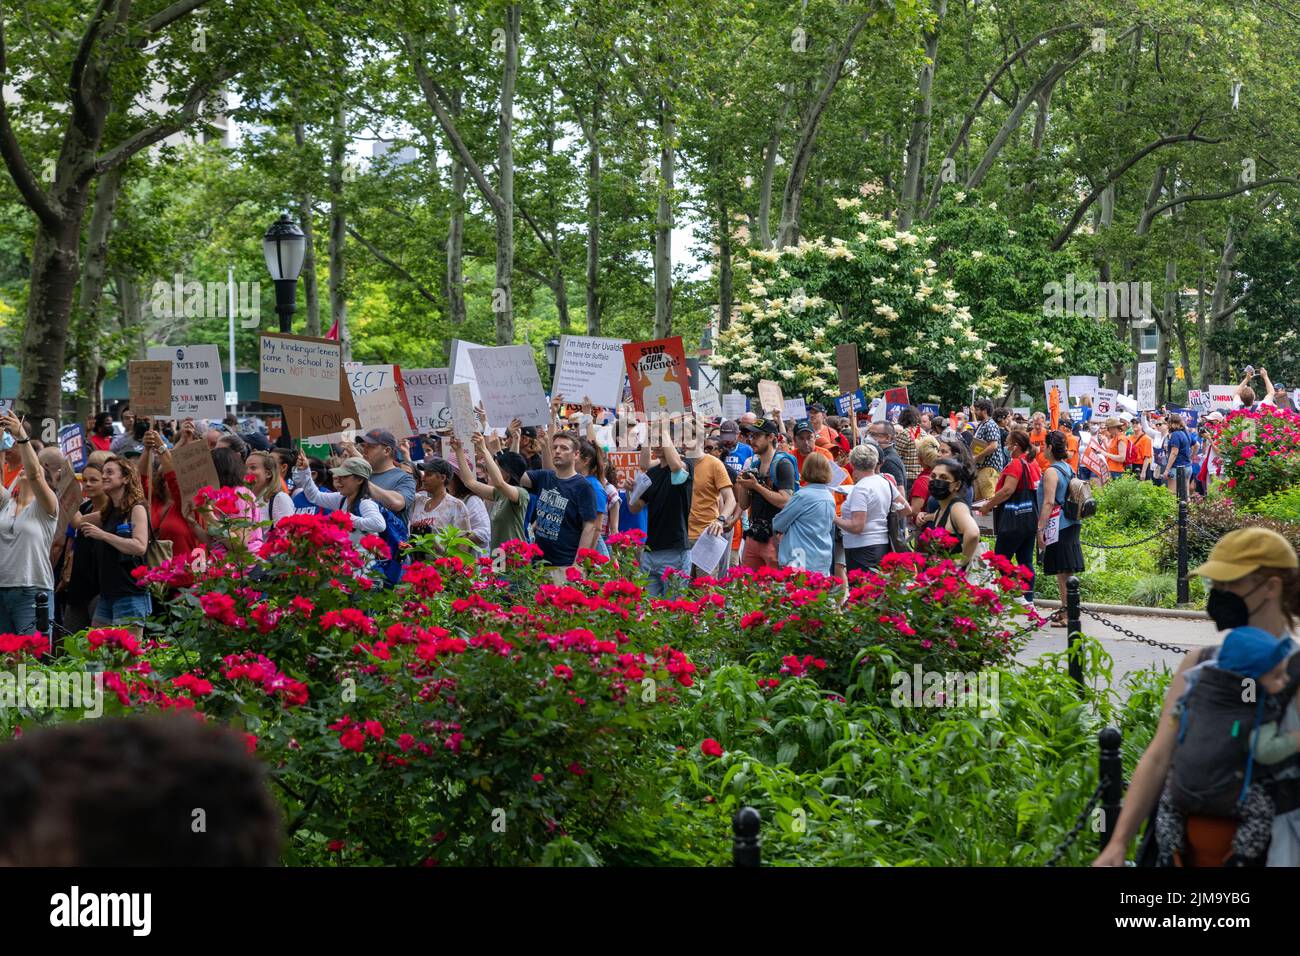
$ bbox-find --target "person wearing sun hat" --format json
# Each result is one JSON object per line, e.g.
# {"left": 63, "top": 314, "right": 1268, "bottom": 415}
{"left": 1094, "top": 525, "right": 1300, "bottom": 867}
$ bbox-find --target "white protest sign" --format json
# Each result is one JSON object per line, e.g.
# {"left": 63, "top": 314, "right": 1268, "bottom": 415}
{"left": 1137, "top": 362, "right": 1157, "bottom": 411}
{"left": 449, "top": 339, "right": 488, "bottom": 407}
{"left": 693, "top": 389, "right": 722, "bottom": 417}
{"left": 688, "top": 532, "right": 728, "bottom": 577}
{"left": 756, "top": 380, "right": 784, "bottom": 416}
{"left": 1187, "top": 389, "right": 1210, "bottom": 411}
{"left": 783, "top": 397, "right": 808, "bottom": 420}
{"left": 1116, "top": 393, "right": 1138, "bottom": 414}
{"left": 468, "top": 345, "right": 550, "bottom": 428}
{"left": 1293, "top": 388, "right": 1300, "bottom": 410}
{"left": 402, "top": 367, "right": 451, "bottom": 433}
{"left": 1043, "top": 378, "right": 1067, "bottom": 407}
{"left": 554, "top": 335, "right": 628, "bottom": 408}
{"left": 1012, "top": 407, "right": 1031, "bottom": 419}
{"left": 1068, "top": 375, "right": 1099, "bottom": 401}
{"left": 1207, "top": 384, "right": 1238, "bottom": 410}
{"left": 346, "top": 364, "right": 417, "bottom": 435}
{"left": 147, "top": 344, "right": 225, "bottom": 421}
{"left": 1093, "top": 388, "right": 1118, "bottom": 417}
{"left": 448, "top": 383, "right": 477, "bottom": 445}
{"left": 722, "top": 392, "right": 748, "bottom": 420}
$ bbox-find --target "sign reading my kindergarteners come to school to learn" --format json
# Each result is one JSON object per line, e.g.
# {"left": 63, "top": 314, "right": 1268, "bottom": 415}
{"left": 401, "top": 367, "right": 452, "bottom": 433}
{"left": 145, "top": 344, "right": 225, "bottom": 421}
{"left": 468, "top": 345, "right": 551, "bottom": 428}
{"left": 258, "top": 334, "right": 345, "bottom": 407}
{"left": 553, "top": 335, "right": 629, "bottom": 409}
{"left": 623, "top": 336, "right": 690, "bottom": 416}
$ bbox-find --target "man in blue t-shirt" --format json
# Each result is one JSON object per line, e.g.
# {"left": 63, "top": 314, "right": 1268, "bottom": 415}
{"left": 1163, "top": 414, "right": 1197, "bottom": 491}
{"left": 521, "top": 432, "right": 598, "bottom": 569}
{"left": 719, "top": 419, "right": 753, "bottom": 476}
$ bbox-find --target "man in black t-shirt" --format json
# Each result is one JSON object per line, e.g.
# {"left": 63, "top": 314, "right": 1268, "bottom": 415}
{"left": 627, "top": 439, "right": 693, "bottom": 597}
{"left": 735, "top": 418, "right": 796, "bottom": 570}
{"left": 520, "top": 432, "right": 598, "bottom": 571}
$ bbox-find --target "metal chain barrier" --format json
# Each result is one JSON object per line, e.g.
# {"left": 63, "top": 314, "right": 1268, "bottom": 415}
{"left": 1044, "top": 778, "right": 1107, "bottom": 867}
{"left": 1079, "top": 518, "right": 1176, "bottom": 550}
{"left": 1079, "top": 607, "right": 1189, "bottom": 655}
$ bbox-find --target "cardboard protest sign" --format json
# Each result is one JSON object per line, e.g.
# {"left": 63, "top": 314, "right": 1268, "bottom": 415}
{"left": 260, "top": 333, "right": 360, "bottom": 443}
{"left": 55, "top": 469, "right": 83, "bottom": 540}
{"left": 554, "top": 335, "right": 629, "bottom": 408}
{"left": 756, "top": 380, "right": 784, "bottom": 416}
{"left": 402, "top": 367, "right": 451, "bottom": 433}
{"left": 623, "top": 337, "right": 690, "bottom": 415}
{"left": 1068, "top": 375, "right": 1099, "bottom": 401}
{"left": 145, "top": 345, "right": 224, "bottom": 421}
{"left": 1079, "top": 437, "right": 1108, "bottom": 476}
{"left": 170, "top": 439, "right": 221, "bottom": 508}
{"left": 448, "top": 383, "right": 477, "bottom": 445}
{"left": 835, "top": 343, "right": 860, "bottom": 394}
{"left": 1043, "top": 378, "right": 1068, "bottom": 408}
{"left": 129, "top": 360, "right": 173, "bottom": 417}
{"left": 1137, "top": 362, "right": 1158, "bottom": 411}
{"left": 1093, "top": 388, "right": 1118, "bottom": 417}
{"left": 468, "top": 345, "right": 550, "bottom": 428}
{"left": 722, "top": 392, "right": 748, "bottom": 419}
{"left": 884, "top": 387, "right": 910, "bottom": 407}
{"left": 1207, "top": 385, "right": 1238, "bottom": 410}
{"left": 346, "top": 364, "right": 418, "bottom": 437}
{"left": 58, "top": 424, "right": 86, "bottom": 471}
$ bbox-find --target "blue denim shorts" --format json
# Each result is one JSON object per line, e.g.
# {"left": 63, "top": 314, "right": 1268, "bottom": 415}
{"left": 93, "top": 591, "right": 152, "bottom": 626}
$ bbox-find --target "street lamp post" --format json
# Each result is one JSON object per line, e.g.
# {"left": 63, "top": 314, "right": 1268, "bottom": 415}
{"left": 544, "top": 337, "right": 560, "bottom": 388}
{"left": 262, "top": 214, "right": 307, "bottom": 334}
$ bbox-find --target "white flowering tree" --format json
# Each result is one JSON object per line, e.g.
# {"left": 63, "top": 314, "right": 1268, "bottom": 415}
{"left": 713, "top": 202, "right": 1005, "bottom": 408}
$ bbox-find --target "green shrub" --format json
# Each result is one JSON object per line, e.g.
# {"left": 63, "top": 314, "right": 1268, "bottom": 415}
{"left": 1158, "top": 495, "right": 1300, "bottom": 573}
{"left": 1093, "top": 475, "right": 1176, "bottom": 529}
{"left": 1243, "top": 486, "right": 1300, "bottom": 523}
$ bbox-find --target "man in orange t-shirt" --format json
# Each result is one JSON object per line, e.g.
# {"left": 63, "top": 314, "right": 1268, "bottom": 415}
{"left": 1034, "top": 428, "right": 1077, "bottom": 473}
{"left": 792, "top": 421, "right": 834, "bottom": 485}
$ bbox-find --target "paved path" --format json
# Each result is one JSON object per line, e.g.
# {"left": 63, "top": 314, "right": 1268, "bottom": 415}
{"left": 1016, "top": 611, "right": 1218, "bottom": 690}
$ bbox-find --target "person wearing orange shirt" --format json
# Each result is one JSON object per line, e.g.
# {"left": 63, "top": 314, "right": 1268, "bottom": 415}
{"left": 1034, "top": 428, "right": 1077, "bottom": 474}
{"left": 807, "top": 403, "right": 839, "bottom": 451}
{"left": 792, "top": 421, "right": 834, "bottom": 485}
{"left": 1127, "top": 420, "right": 1153, "bottom": 480}
{"left": 1101, "top": 418, "right": 1130, "bottom": 477}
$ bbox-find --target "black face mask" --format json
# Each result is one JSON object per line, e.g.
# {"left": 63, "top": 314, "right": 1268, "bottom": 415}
{"left": 1206, "top": 580, "right": 1267, "bottom": 631}
{"left": 930, "top": 479, "right": 952, "bottom": 500}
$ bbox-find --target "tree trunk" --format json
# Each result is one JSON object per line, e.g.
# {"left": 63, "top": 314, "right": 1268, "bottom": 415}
{"left": 717, "top": 195, "right": 733, "bottom": 333}
{"left": 1205, "top": 223, "right": 1236, "bottom": 387}
{"left": 19, "top": 213, "right": 86, "bottom": 423}
{"left": 654, "top": 84, "right": 675, "bottom": 339}
{"left": 898, "top": 0, "right": 945, "bottom": 231}
{"left": 585, "top": 92, "right": 603, "bottom": 336}
{"left": 328, "top": 98, "right": 349, "bottom": 359}
{"left": 443, "top": 4, "right": 466, "bottom": 357}
{"left": 491, "top": 5, "right": 519, "bottom": 346}
{"left": 293, "top": 121, "right": 321, "bottom": 336}
{"left": 73, "top": 166, "right": 122, "bottom": 425}
{"left": 757, "top": 120, "right": 783, "bottom": 250}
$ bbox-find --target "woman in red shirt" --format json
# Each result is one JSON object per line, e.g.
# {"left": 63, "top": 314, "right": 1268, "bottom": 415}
{"left": 140, "top": 429, "right": 200, "bottom": 564}
{"left": 980, "top": 430, "right": 1041, "bottom": 604}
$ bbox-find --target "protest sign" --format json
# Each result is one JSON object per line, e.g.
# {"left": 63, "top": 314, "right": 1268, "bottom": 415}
{"left": 1080, "top": 437, "right": 1108, "bottom": 476}
{"left": 783, "top": 397, "right": 808, "bottom": 420}
{"left": 1043, "top": 378, "right": 1068, "bottom": 408}
{"left": 869, "top": 397, "right": 886, "bottom": 424}
{"left": 1207, "top": 385, "right": 1238, "bottom": 410}
{"left": 1012, "top": 407, "right": 1031, "bottom": 419}
{"left": 1093, "top": 388, "right": 1118, "bottom": 417}
{"left": 554, "top": 335, "right": 628, "bottom": 408}
{"left": 1186, "top": 389, "right": 1210, "bottom": 411}
{"left": 722, "top": 392, "right": 748, "bottom": 420}
{"left": 688, "top": 533, "right": 728, "bottom": 576}
{"left": 607, "top": 451, "right": 641, "bottom": 486}
{"left": 58, "top": 424, "right": 86, "bottom": 471}
{"left": 1137, "top": 362, "right": 1157, "bottom": 411}
{"left": 260, "top": 334, "right": 359, "bottom": 443}
{"left": 448, "top": 383, "right": 477, "bottom": 445}
{"left": 146, "top": 344, "right": 224, "bottom": 421}
{"left": 402, "top": 368, "right": 451, "bottom": 433}
{"left": 171, "top": 439, "right": 220, "bottom": 508}
{"left": 468, "top": 345, "right": 550, "bottom": 428}
{"left": 1170, "top": 407, "right": 1199, "bottom": 429}
{"left": 836, "top": 390, "right": 867, "bottom": 416}
{"left": 884, "top": 387, "right": 910, "bottom": 407}
{"left": 835, "top": 343, "right": 860, "bottom": 394}
{"left": 918, "top": 402, "right": 941, "bottom": 418}
{"left": 694, "top": 390, "right": 722, "bottom": 418}
{"left": 623, "top": 337, "right": 690, "bottom": 415}
{"left": 449, "top": 339, "right": 488, "bottom": 407}
{"left": 1116, "top": 394, "right": 1138, "bottom": 414}
{"left": 55, "top": 468, "right": 82, "bottom": 536}
{"left": 129, "top": 360, "right": 173, "bottom": 417}
{"left": 346, "top": 364, "right": 418, "bottom": 436}
{"left": 886, "top": 403, "right": 907, "bottom": 423}
{"left": 1068, "top": 375, "right": 1099, "bottom": 401}
{"left": 756, "top": 380, "right": 784, "bottom": 416}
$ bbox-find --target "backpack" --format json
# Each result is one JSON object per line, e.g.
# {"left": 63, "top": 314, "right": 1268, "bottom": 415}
{"left": 1168, "top": 661, "right": 1289, "bottom": 816}
{"left": 1051, "top": 462, "right": 1096, "bottom": 521}
{"left": 1126, "top": 433, "right": 1150, "bottom": 467}
{"left": 746, "top": 451, "right": 800, "bottom": 496}
{"left": 350, "top": 496, "right": 409, "bottom": 586}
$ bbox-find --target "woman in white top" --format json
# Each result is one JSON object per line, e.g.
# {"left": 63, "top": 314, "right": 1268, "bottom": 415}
{"left": 0, "top": 411, "right": 59, "bottom": 635}
{"left": 834, "top": 443, "right": 896, "bottom": 573}
{"left": 448, "top": 469, "right": 490, "bottom": 554}
{"left": 291, "top": 452, "right": 386, "bottom": 545}
{"left": 247, "top": 451, "right": 294, "bottom": 528}
{"left": 409, "top": 458, "right": 472, "bottom": 553}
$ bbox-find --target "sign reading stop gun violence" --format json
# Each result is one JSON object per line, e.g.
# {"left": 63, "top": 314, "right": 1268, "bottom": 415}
{"left": 259, "top": 333, "right": 359, "bottom": 439}
{"left": 623, "top": 337, "right": 690, "bottom": 416}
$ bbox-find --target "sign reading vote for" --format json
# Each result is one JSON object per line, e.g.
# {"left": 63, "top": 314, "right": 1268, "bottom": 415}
{"left": 259, "top": 334, "right": 344, "bottom": 407}
{"left": 402, "top": 367, "right": 451, "bottom": 433}
{"left": 145, "top": 344, "right": 224, "bottom": 421}
{"left": 129, "top": 360, "right": 173, "bottom": 417}
{"left": 468, "top": 345, "right": 550, "bottom": 428}
{"left": 554, "top": 335, "right": 628, "bottom": 408}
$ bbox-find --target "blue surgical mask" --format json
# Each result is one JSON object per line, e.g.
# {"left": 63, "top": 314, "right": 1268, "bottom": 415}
{"left": 0, "top": 431, "right": 12, "bottom": 451}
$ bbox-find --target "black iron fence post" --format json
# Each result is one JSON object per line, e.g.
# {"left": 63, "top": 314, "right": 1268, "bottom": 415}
{"left": 1066, "top": 575, "right": 1084, "bottom": 687}
{"left": 34, "top": 590, "right": 49, "bottom": 637}
{"left": 1176, "top": 467, "right": 1189, "bottom": 605}
{"left": 1098, "top": 727, "right": 1123, "bottom": 850}
{"left": 732, "top": 806, "right": 761, "bottom": 867}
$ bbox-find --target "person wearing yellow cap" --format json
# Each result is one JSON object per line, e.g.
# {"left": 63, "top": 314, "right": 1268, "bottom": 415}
{"left": 1094, "top": 527, "right": 1300, "bottom": 867}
